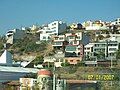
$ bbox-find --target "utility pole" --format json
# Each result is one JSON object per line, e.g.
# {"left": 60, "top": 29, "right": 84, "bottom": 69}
{"left": 53, "top": 63, "right": 56, "bottom": 90}
{"left": 111, "top": 57, "right": 113, "bottom": 68}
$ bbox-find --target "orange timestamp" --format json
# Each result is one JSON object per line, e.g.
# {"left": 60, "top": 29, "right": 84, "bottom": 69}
{"left": 87, "top": 74, "right": 115, "bottom": 81}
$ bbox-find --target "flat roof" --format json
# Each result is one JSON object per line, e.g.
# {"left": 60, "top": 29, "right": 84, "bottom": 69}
{"left": 85, "top": 43, "right": 94, "bottom": 48}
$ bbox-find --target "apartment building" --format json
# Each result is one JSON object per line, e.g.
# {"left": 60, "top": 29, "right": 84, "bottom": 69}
{"left": 84, "top": 41, "right": 119, "bottom": 60}
{"left": 52, "top": 32, "right": 84, "bottom": 64}
{"left": 65, "top": 32, "right": 82, "bottom": 43}
{"left": 65, "top": 44, "right": 84, "bottom": 57}
{"left": 52, "top": 35, "right": 65, "bottom": 48}
{"left": 84, "top": 43, "right": 94, "bottom": 58}
{"left": 82, "top": 20, "right": 109, "bottom": 30}
{"left": 39, "top": 21, "right": 67, "bottom": 41}
{"left": 52, "top": 32, "right": 83, "bottom": 48}
{"left": 111, "top": 18, "right": 120, "bottom": 26}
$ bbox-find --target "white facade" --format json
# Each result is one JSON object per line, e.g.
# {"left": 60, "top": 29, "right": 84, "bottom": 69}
{"left": 40, "top": 34, "right": 51, "bottom": 41}
{"left": 65, "top": 44, "right": 83, "bottom": 57}
{"left": 6, "top": 29, "right": 26, "bottom": 44}
{"left": 85, "top": 41, "right": 119, "bottom": 60}
{"left": 44, "top": 56, "right": 56, "bottom": 63}
{"left": 53, "top": 35, "right": 65, "bottom": 42}
{"left": 65, "top": 32, "right": 82, "bottom": 42}
{"left": 111, "top": 18, "right": 120, "bottom": 25}
{"left": 83, "top": 20, "right": 109, "bottom": 30}
{"left": 86, "top": 26, "right": 109, "bottom": 30}
{"left": 39, "top": 21, "right": 67, "bottom": 41}
{"left": 108, "top": 34, "right": 120, "bottom": 43}
{"left": 99, "top": 34, "right": 120, "bottom": 43}
{"left": 52, "top": 35, "right": 65, "bottom": 47}
{"left": 84, "top": 43, "right": 94, "bottom": 57}
{"left": 0, "top": 50, "right": 12, "bottom": 66}
{"left": 52, "top": 32, "right": 83, "bottom": 47}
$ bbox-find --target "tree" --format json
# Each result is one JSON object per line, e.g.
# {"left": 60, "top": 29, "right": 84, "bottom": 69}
{"left": 97, "top": 35, "right": 104, "bottom": 40}
{"left": 61, "top": 60, "right": 70, "bottom": 67}
{"left": 0, "top": 36, "right": 5, "bottom": 51}
{"left": 94, "top": 51, "right": 105, "bottom": 60}
{"left": 0, "top": 42, "right": 3, "bottom": 50}
{"left": 116, "top": 50, "right": 120, "bottom": 59}
{"left": 34, "top": 56, "right": 44, "bottom": 65}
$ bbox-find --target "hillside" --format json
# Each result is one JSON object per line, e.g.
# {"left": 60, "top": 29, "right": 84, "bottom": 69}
{"left": 0, "top": 34, "right": 54, "bottom": 63}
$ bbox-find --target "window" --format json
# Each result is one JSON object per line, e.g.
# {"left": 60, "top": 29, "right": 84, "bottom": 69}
{"left": 101, "top": 44, "right": 105, "bottom": 47}
{"left": 77, "top": 60, "right": 79, "bottom": 62}
{"left": 77, "top": 36, "right": 80, "bottom": 39}
{"left": 87, "top": 48, "right": 90, "bottom": 50}
{"left": 46, "top": 31, "right": 53, "bottom": 33}
{"left": 95, "top": 44, "right": 99, "bottom": 47}
{"left": 109, "top": 48, "right": 117, "bottom": 51}
{"left": 78, "top": 48, "right": 80, "bottom": 50}
{"left": 66, "top": 46, "right": 76, "bottom": 51}
{"left": 87, "top": 52, "right": 90, "bottom": 54}
{"left": 69, "top": 36, "right": 74, "bottom": 39}
{"left": 109, "top": 53, "right": 115, "bottom": 56}
{"left": 55, "top": 42, "right": 62, "bottom": 45}
{"left": 51, "top": 27, "right": 56, "bottom": 29}
{"left": 74, "top": 41, "right": 77, "bottom": 44}
{"left": 55, "top": 37, "right": 59, "bottom": 40}
{"left": 108, "top": 44, "right": 117, "bottom": 46}
{"left": 43, "top": 36, "right": 46, "bottom": 39}
{"left": 70, "top": 60, "right": 73, "bottom": 62}
{"left": 48, "top": 36, "right": 50, "bottom": 39}
{"left": 59, "top": 37, "right": 64, "bottom": 40}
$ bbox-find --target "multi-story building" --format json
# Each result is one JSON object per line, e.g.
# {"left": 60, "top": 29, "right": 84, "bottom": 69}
{"left": 97, "top": 34, "right": 120, "bottom": 43}
{"left": 40, "top": 34, "right": 51, "bottom": 41}
{"left": 82, "top": 20, "right": 109, "bottom": 30}
{"left": 52, "top": 35, "right": 65, "bottom": 48}
{"left": 64, "top": 44, "right": 84, "bottom": 64}
{"left": 52, "top": 32, "right": 85, "bottom": 64}
{"left": 52, "top": 32, "right": 83, "bottom": 48}
{"left": 65, "top": 32, "right": 82, "bottom": 43}
{"left": 65, "top": 44, "right": 84, "bottom": 57}
{"left": 84, "top": 41, "right": 119, "bottom": 60}
{"left": 111, "top": 18, "right": 120, "bottom": 26}
{"left": 6, "top": 29, "right": 26, "bottom": 44}
{"left": 84, "top": 43, "right": 94, "bottom": 58}
{"left": 38, "top": 21, "right": 67, "bottom": 41}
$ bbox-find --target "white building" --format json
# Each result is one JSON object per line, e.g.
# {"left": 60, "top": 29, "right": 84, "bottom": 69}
{"left": 97, "top": 34, "right": 120, "bottom": 43}
{"left": 6, "top": 29, "right": 26, "bottom": 44}
{"left": 52, "top": 35, "right": 65, "bottom": 47}
{"left": 111, "top": 18, "right": 120, "bottom": 25}
{"left": 40, "top": 34, "right": 51, "bottom": 41}
{"left": 84, "top": 41, "right": 119, "bottom": 60}
{"left": 84, "top": 43, "right": 94, "bottom": 57}
{"left": 83, "top": 20, "right": 109, "bottom": 30}
{"left": 44, "top": 56, "right": 56, "bottom": 63}
{"left": 38, "top": 21, "right": 67, "bottom": 41}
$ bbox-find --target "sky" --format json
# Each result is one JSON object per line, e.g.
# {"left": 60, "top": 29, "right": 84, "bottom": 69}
{"left": 0, "top": 0, "right": 120, "bottom": 36}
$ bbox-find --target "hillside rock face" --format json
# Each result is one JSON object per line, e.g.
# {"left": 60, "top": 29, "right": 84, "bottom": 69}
{"left": 14, "top": 54, "right": 36, "bottom": 61}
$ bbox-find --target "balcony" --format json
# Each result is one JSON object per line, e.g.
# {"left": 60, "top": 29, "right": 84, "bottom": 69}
{"left": 52, "top": 42, "right": 63, "bottom": 46}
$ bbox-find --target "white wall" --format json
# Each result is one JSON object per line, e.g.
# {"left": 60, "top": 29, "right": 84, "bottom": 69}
{"left": 0, "top": 50, "right": 12, "bottom": 66}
